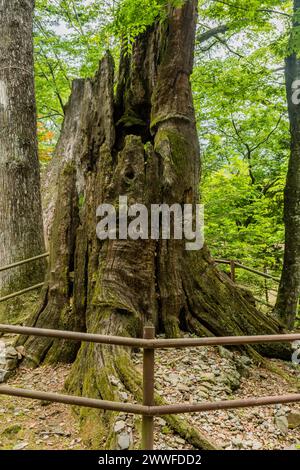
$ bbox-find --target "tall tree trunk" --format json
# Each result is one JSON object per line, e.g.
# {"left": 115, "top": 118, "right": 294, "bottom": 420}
{"left": 20, "top": 0, "right": 290, "bottom": 448}
{"left": 0, "top": 0, "right": 46, "bottom": 300}
{"left": 275, "top": 0, "right": 300, "bottom": 328}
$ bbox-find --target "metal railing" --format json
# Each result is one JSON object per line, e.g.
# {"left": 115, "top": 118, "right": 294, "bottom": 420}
{"left": 1, "top": 254, "right": 299, "bottom": 449}
{"left": 0, "top": 254, "right": 278, "bottom": 304}
{"left": 0, "top": 253, "right": 49, "bottom": 303}
{"left": 214, "top": 259, "right": 280, "bottom": 283}
{"left": 1, "top": 323, "right": 300, "bottom": 450}
{"left": 215, "top": 258, "right": 282, "bottom": 308}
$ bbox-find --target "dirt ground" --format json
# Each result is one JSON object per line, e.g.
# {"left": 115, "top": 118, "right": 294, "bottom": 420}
{"left": 0, "top": 341, "right": 300, "bottom": 450}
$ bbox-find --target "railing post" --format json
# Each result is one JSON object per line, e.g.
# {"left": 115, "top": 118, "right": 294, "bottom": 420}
{"left": 264, "top": 267, "right": 269, "bottom": 303}
{"left": 142, "top": 325, "right": 155, "bottom": 450}
{"left": 230, "top": 260, "right": 236, "bottom": 282}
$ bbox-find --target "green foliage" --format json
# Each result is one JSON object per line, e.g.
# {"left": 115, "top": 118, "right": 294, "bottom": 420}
{"left": 34, "top": 0, "right": 108, "bottom": 134}
{"left": 110, "top": 0, "right": 168, "bottom": 52}
{"left": 193, "top": 1, "right": 292, "bottom": 296}
{"left": 34, "top": 0, "right": 182, "bottom": 157}
{"left": 203, "top": 159, "right": 285, "bottom": 268}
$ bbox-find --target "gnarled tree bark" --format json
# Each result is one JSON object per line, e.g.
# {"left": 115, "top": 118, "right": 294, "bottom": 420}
{"left": 0, "top": 0, "right": 46, "bottom": 319}
{"left": 275, "top": 0, "right": 300, "bottom": 328}
{"left": 20, "top": 0, "right": 290, "bottom": 449}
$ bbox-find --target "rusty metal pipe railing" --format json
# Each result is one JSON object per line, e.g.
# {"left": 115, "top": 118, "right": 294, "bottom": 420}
{"left": 1, "top": 386, "right": 300, "bottom": 417}
{"left": 0, "top": 324, "right": 149, "bottom": 348}
{"left": 0, "top": 254, "right": 298, "bottom": 450}
{"left": 0, "top": 386, "right": 146, "bottom": 415}
{"left": 1, "top": 323, "right": 300, "bottom": 450}
{"left": 142, "top": 326, "right": 155, "bottom": 450}
{"left": 0, "top": 253, "right": 49, "bottom": 303}
{"left": 1, "top": 324, "right": 300, "bottom": 348}
{"left": 147, "top": 333, "right": 300, "bottom": 348}
{"left": 0, "top": 255, "right": 279, "bottom": 307}
{"left": 214, "top": 259, "right": 280, "bottom": 282}
{"left": 0, "top": 283, "right": 45, "bottom": 303}
{"left": 149, "top": 393, "right": 300, "bottom": 415}
{"left": 230, "top": 259, "right": 236, "bottom": 282}
{"left": 0, "top": 253, "right": 49, "bottom": 273}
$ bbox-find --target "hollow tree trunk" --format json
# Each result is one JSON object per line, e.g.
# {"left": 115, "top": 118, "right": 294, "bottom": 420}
{"left": 275, "top": 0, "right": 300, "bottom": 328}
{"left": 20, "top": 0, "right": 290, "bottom": 449}
{"left": 0, "top": 0, "right": 46, "bottom": 299}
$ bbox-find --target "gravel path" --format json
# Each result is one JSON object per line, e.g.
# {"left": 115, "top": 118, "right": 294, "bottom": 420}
{"left": 133, "top": 340, "right": 300, "bottom": 450}
{"left": 0, "top": 335, "right": 300, "bottom": 450}
{"left": 0, "top": 365, "right": 84, "bottom": 450}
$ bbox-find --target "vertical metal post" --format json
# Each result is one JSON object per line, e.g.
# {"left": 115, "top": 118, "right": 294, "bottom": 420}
{"left": 142, "top": 325, "right": 155, "bottom": 450}
{"left": 264, "top": 267, "right": 269, "bottom": 303}
{"left": 230, "top": 260, "right": 236, "bottom": 282}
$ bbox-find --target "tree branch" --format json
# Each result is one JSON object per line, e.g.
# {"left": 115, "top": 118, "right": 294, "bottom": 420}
{"left": 215, "top": 0, "right": 291, "bottom": 18}
{"left": 197, "top": 24, "right": 229, "bottom": 43}
{"left": 258, "top": 9, "right": 291, "bottom": 19}
{"left": 250, "top": 114, "right": 284, "bottom": 153}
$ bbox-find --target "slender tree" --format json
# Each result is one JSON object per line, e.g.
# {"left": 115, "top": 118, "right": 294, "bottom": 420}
{"left": 20, "top": 0, "right": 290, "bottom": 448}
{"left": 275, "top": 0, "right": 300, "bottom": 328}
{"left": 0, "top": 0, "right": 46, "bottom": 301}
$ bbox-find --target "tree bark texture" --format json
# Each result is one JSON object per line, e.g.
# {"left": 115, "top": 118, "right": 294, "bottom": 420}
{"left": 275, "top": 0, "right": 300, "bottom": 328}
{"left": 0, "top": 0, "right": 46, "bottom": 299}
